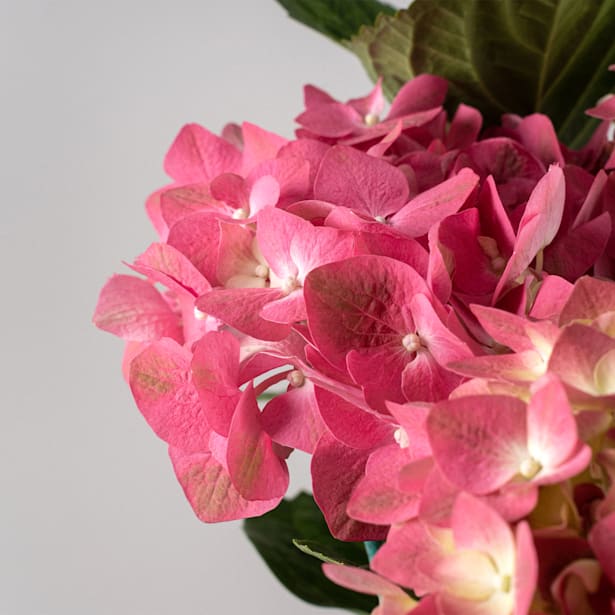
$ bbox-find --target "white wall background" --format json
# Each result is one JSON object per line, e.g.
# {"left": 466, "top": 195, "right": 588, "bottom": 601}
{"left": 0, "top": 1, "right": 409, "bottom": 614}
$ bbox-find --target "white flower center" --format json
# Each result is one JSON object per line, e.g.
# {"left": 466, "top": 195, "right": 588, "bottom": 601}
{"left": 254, "top": 264, "right": 269, "bottom": 279}
{"left": 282, "top": 276, "right": 300, "bottom": 294}
{"left": 394, "top": 427, "right": 409, "bottom": 449}
{"left": 287, "top": 370, "right": 305, "bottom": 388}
{"left": 364, "top": 113, "right": 379, "bottom": 127}
{"left": 402, "top": 333, "right": 422, "bottom": 353}
{"left": 193, "top": 306, "right": 208, "bottom": 320}
{"left": 232, "top": 207, "right": 249, "bottom": 220}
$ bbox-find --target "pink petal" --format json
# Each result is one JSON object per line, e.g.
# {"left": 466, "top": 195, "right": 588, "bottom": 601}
{"left": 446, "top": 104, "right": 482, "bottom": 150}
{"left": 347, "top": 346, "right": 411, "bottom": 407}
{"left": 240, "top": 122, "right": 287, "bottom": 174}
{"left": 390, "top": 168, "right": 479, "bottom": 238}
{"left": 191, "top": 331, "right": 241, "bottom": 437}
{"left": 311, "top": 433, "right": 387, "bottom": 541}
{"left": 544, "top": 212, "right": 611, "bottom": 281}
{"left": 410, "top": 294, "right": 471, "bottom": 365}
{"left": 314, "top": 146, "right": 409, "bottom": 218}
{"left": 452, "top": 493, "right": 515, "bottom": 574}
{"left": 588, "top": 511, "right": 615, "bottom": 584}
{"left": 515, "top": 114, "right": 565, "bottom": 166}
{"left": 196, "top": 287, "right": 290, "bottom": 341}
{"left": 260, "top": 291, "right": 306, "bottom": 324}
{"left": 226, "top": 384, "right": 288, "bottom": 500}
{"left": 559, "top": 276, "right": 615, "bottom": 326}
{"left": 529, "top": 274, "right": 573, "bottom": 320}
{"left": 371, "top": 520, "right": 442, "bottom": 595}
{"left": 494, "top": 165, "right": 565, "bottom": 302}
{"left": 129, "top": 339, "right": 209, "bottom": 451}
{"left": 161, "top": 182, "right": 226, "bottom": 226}
{"left": 347, "top": 445, "right": 421, "bottom": 525}
{"left": 476, "top": 176, "right": 516, "bottom": 258}
{"left": 586, "top": 94, "right": 615, "bottom": 120}
{"left": 166, "top": 212, "right": 221, "bottom": 285}
{"left": 164, "top": 123, "right": 241, "bottom": 183}
{"left": 295, "top": 102, "right": 363, "bottom": 138}
{"left": 401, "top": 350, "right": 463, "bottom": 402}
{"left": 131, "top": 242, "right": 211, "bottom": 297}
{"left": 387, "top": 75, "right": 448, "bottom": 119}
{"left": 322, "top": 563, "right": 414, "bottom": 602}
{"left": 304, "top": 255, "right": 429, "bottom": 370}
{"left": 527, "top": 375, "right": 579, "bottom": 468}
{"left": 170, "top": 447, "right": 282, "bottom": 522}
{"left": 248, "top": 175, "right": 280, "bottom": 213}
{"left": 260, "top": 380, "right": 326, "bottom": 453}
{"left": 548, "top": 324, "right": 615, "bottom": 394}
{"left": 93, "top": 274, "right": 181, "bottom": 342}
{"left": 470, "top": 305, "right": 535, "bottom": 352}
{"left": 427, "top": 395, "right": 527, "bottom": 494}
{"left": 315, "top": 387, "right": 395, "bottom": 450}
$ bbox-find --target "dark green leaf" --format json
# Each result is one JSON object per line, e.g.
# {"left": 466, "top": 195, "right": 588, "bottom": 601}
{"left": 244, "top": 492, "right": 376, "bottom": 612}
{"left": 348, "top": 0, "right": 615, "bottom": 147}
{"left": 276, "top": 0, "right": 396, "bottom": 44}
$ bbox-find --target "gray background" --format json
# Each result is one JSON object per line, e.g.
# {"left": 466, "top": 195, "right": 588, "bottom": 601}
{"left": 1, "top": 1, "right": 407, "bottom": 614}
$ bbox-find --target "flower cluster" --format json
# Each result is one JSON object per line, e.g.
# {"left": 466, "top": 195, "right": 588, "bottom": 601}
{"left": 94, "top": 71, "right": 615, "bottom": 614}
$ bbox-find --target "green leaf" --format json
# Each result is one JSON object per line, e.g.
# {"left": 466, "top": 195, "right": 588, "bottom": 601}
{"left": 243, "top": 492, "right": 376, "bottom": 612}
{"left": 275, "top": 0, "right": 396, "bottom": 44}
{"left": 292, "top": 538, "right": 366, "bottom": 565}
{"left": 349, "top": 0, "right": 615, "bottom": 147}
{"left": 348, "top": 9, "right": 415, "bottom": 99}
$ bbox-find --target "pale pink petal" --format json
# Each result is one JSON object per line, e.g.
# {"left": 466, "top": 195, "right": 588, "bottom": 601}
{"left": 527, "top": 375, "right": 579, "bottom": 468}
{"left": 452, "top": 493, "right": 515, "bottom": 576}
{"left": 322, "top": 563, "right": 414, "bottom": 604}
{"left": 548, "top": 324, "right": 615, "bottom": 394}
{"left": 559, "top": 276, "right": 615, "bottom": 326}
{"left": 371, "top": 520, "right": 443, "bottom": 595}
{"left": 513, "top": 521, "right": 538, "bottom": 615}
{"left": 248, "top": 174, "right": 280, "bottom": 213}
{"left": 348, "top": 445, "right": 421, "bottom": 525}
{"left": 427, "top": 395, "right": 527, "bottom": 494}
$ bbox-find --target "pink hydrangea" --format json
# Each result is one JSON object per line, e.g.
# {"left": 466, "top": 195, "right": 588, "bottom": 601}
{"left": 94, "top": 71, "right": 615, "bottom": 613}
